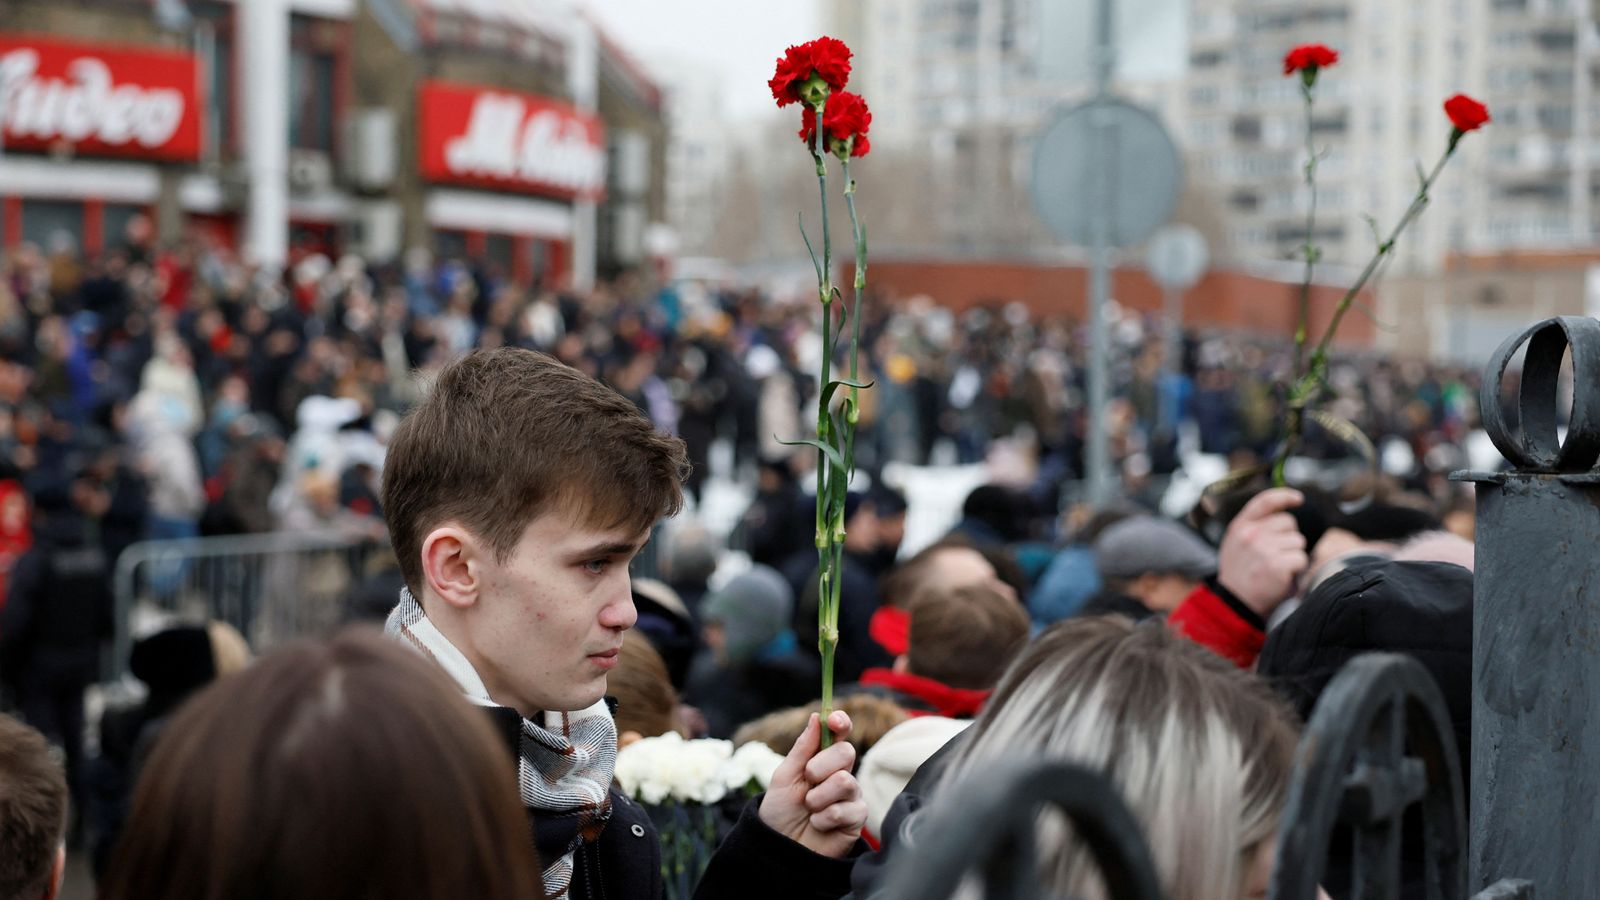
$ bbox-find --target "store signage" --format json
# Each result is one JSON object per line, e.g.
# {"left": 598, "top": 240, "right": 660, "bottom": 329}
{"left": 419, "top": 81, "right": 606, "bottom": 201}
{"left": 0, "top": 35, "right": 204, "bottom": 162}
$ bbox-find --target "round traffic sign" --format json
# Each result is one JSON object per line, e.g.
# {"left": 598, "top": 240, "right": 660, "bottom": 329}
{"left": 1145, "top": 224, "right": 1209, "bottom": 290}
{"left": 1028, "top": 100, "right": 1183, "bottom": 249}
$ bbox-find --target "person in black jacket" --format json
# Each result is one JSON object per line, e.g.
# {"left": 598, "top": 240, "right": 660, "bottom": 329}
{"left": 0, "top": 474, "right": 115, "bottom": 842}
{"left": 379, "top": 348, "right": 865, "bottom": 900}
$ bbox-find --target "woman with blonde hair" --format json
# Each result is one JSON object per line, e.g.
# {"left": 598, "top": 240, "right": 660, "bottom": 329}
{"left": 853, "top": 616, "right": 1301, "bottom": 900}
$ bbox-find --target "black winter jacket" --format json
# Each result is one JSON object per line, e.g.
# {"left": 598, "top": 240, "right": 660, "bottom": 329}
{"left": 483, "top": 706, "right": 858, "bottom": 900}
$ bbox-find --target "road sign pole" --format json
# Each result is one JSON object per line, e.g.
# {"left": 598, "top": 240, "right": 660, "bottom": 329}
{"left": 1085, "top": 0, "right": 1116, "bottom": 508}
{"left": 1031, "top": 0, "right": 1181, "bottom": 510}
{"left": 1161, "top": 283, "right": 1181, "bottom": 433}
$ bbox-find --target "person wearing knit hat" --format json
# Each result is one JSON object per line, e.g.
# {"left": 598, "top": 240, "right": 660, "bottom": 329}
{"left": 684, "top": 566, "right": 819, "bottom": 738}
{"left": 1082, "top": 515, "right": 1218, "bottom": 620}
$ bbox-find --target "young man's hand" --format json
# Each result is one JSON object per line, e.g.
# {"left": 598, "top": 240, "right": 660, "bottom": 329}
{"left": 758, "top": 711, "right": 866, "bottom": 859}
{"left": 1217, "top": 487, "right": 1309, "bottom": 618}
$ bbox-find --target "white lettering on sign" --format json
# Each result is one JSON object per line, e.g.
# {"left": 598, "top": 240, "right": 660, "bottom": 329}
{"left": 445, "top": 92, "right": 606, "bottom": 195}
{"left": 0, "top": 49, "right": 185, "bottom": 148}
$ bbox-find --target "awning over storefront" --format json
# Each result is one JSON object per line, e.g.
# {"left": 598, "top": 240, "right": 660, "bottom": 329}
{"left": 0, "top": 158, "right": 161, "bottom": 203}
{"left": 424, "top": 188, "right": 573, "bottom": 239}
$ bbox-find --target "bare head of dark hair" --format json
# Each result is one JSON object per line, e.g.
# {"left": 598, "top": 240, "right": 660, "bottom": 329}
{"left": 0, "top": 714, "right": 67, "bottom": 900}
{"left": 99, "top": 628, "right": 543, "bottom": 900}
{"left": 906, "top": 583, "right": 1031, "bottom": 690}
{"left": 382, "top": 347, "right": 689, "bottom": 596}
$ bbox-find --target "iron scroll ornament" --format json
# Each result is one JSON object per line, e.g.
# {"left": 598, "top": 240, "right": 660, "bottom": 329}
{"left": 1268, "top": 653, "right": 1466, "bottom": 900}
{"left": 877, "top": 759, "right": 1166, "bottom": 900}
{"left": 1480, "top": 316, "right": 1600, "bottom": 472}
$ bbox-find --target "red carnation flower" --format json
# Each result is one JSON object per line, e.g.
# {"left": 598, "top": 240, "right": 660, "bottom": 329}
{"left": 1283, "top": 43, "right": 1339, "bottom": 77}
{"left": 799, "top": 90, "right": 872, "bottom": 158}
{"left": 769, "top": 36, "right": 853, "bottom": 107}
{"left": 1444, "top": 94, "right": 1491, "bottom": 133}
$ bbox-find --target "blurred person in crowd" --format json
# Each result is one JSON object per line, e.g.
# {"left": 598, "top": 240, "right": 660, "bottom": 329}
{"left": 864, "top": 486, "right": 907, "bottom": 576}
{"left": 0, "top": 713, "right": 68, "bottom": 900}
{"left": 853, "top": 617, "right": 1306, "bottom": 900}
{"left": 732, "top": 694, "right": 908, "bottom": 771}
{"left": 611, "top": 632, "right": 683, "bottom": 746}
{"left": 0, "top": 480, "right": 31, "bottom": 620}
{"left": 87, "top": 622, "right": 251, "bottom": 876}
{"left": 786, "top": 491, "right": 896, "bottom": 683}
{"left": 739, "top": 456, "right": 809, "bottom": 569}
{"left": 869, "top": 538, "right": 1021, "bottom": 665}
{"left": 687, "top": 565, "right": 817, "bottom": 739}
{"left": 1027, "top": 504, "right": 1135, "bottom": 627}
{"left": 947, "top": 483, "right": 1036, "bottom": 549}
{"left": 847, "top": 583, "right": 1029, "bottom": 720}
{"left": 0, "top": 475, "right": 114, "bottom": 840}
{"left": 1258, "top": 559, "right": 1471, "bottom": 898}
{"left": 379, "top": 348, "right": 865, "bottom": 900}
{"left": 126, "top": 391, "right": 204, "bottom": 549}
{"left": 1084, "top": 515, "right": 1219, "bottom": 621}
{"left": 1169, "top": 488, "right": 1313, "bottom": 669}
{"left": 661, "top": 522, "right": 718, "bottom": 615}
{"left": 631, "top": 577, "right": 698, "bottom": 691}
{"left": 96, "top": 629, "right": 544, "bottom": 900}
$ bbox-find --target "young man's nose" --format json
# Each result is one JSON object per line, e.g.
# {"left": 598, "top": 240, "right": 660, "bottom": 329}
{"left": 599, "top": 588, "right": 637, "bottom": 631}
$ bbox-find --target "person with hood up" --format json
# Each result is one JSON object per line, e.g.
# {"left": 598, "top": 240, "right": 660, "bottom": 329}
{"left": 686, "top": 565, "right": 820, "bottom": 739}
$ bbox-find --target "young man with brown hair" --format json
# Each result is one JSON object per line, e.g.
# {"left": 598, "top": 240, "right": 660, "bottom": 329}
{"left": 381, "top": 348, "right": 865, "bottom": 900}
{"left": 853, "top": 583, "right": 1031, "bottom": 719}
{"left": 0, "top": 713, "right": 68, "bottom": 900}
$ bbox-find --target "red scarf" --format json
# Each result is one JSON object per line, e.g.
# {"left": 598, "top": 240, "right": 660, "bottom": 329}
{"left": 859, "top": 668, "right": 991, "bottom": 719}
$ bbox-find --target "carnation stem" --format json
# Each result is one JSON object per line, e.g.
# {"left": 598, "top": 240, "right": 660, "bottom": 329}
{"left": 841, "top": 158, "right": 866, "bottom": 484}
{"left": 1272, "top": 144, "right": 1456, "bottom": 483}
{"left": 809, "top": 92, "right": 840, "bottom": 750}
{"left": 1295, "top": 79, "right": 1318, "bottom": 379}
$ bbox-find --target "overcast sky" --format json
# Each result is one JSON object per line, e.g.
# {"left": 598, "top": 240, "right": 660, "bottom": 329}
{"left": 572, "top": 0, "right": 1187, "bottom": 123}
{"left": 573, "top": 0, "right": 822, "bottom": 122}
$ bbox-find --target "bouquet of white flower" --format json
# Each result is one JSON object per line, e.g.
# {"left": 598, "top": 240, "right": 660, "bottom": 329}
{"left": 614, "top": 734, "right": 786, "bottom": 898}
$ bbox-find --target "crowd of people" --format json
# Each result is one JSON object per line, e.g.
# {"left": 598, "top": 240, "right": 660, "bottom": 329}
{"left": 0, "top": 222, "right": 1492, "bottom": 900}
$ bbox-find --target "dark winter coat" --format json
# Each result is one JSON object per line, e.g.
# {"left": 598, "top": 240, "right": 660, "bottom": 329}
{"left": 482, "top": 706, "right": 858, "bottom": 900}
{"left": 0, "top": 511, "right": 114, "bottom": 687}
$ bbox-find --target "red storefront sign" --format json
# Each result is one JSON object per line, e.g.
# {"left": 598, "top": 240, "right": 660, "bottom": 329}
{"left": 418, "top": 81, "right": 606, "bottom": 201}
{"left": 0, "top": 35, "right": 204, "bottom": 162}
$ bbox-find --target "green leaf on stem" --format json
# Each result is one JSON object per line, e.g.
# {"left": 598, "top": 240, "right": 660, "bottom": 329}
{"left": 1362, "top": 214, "right": 1382, "bottom": 248}
{"left": 820, "top": 377, "right": 874, "bottom": 411}
{"left": 799, "top": 213, "right": 823, "bottom": 284}
{"left": 778, "top": 436, "right": 847, "bottom": 474}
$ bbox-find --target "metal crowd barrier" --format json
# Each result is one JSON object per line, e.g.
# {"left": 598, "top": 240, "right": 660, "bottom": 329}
{"left": 109, "top": 525, "right": 669, "bottom": 684}
{"left": 110, "top": 531, "right": 395, "bottom": 682}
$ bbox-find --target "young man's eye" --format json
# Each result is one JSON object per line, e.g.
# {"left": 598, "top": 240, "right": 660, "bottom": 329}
{"left": 583, "top": 559, "right": 610, "bottom": 575}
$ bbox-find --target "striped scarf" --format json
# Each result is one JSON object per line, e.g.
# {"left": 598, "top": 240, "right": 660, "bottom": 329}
{"left": 386, "top": 588, "right": 617, "bottom": 899}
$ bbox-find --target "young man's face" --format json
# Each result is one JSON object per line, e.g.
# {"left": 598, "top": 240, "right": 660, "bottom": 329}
{"left": 459, "top": 510, "right": 648, "bottom": 717}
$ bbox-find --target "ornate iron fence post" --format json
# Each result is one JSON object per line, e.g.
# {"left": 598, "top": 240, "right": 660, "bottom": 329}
{"left": 877, "top": 759, "right": 1166, "bottom": 900}
{"left": 1463, "top": 316, "right": 1600, "bottom": 896}
{"left": 1268, "top": 653, "right": 1467, "bottom": 900}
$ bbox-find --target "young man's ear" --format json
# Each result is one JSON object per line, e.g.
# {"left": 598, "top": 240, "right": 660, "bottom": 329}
{"left": 421, "top": 525, "right": 482, "bottom": 610}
